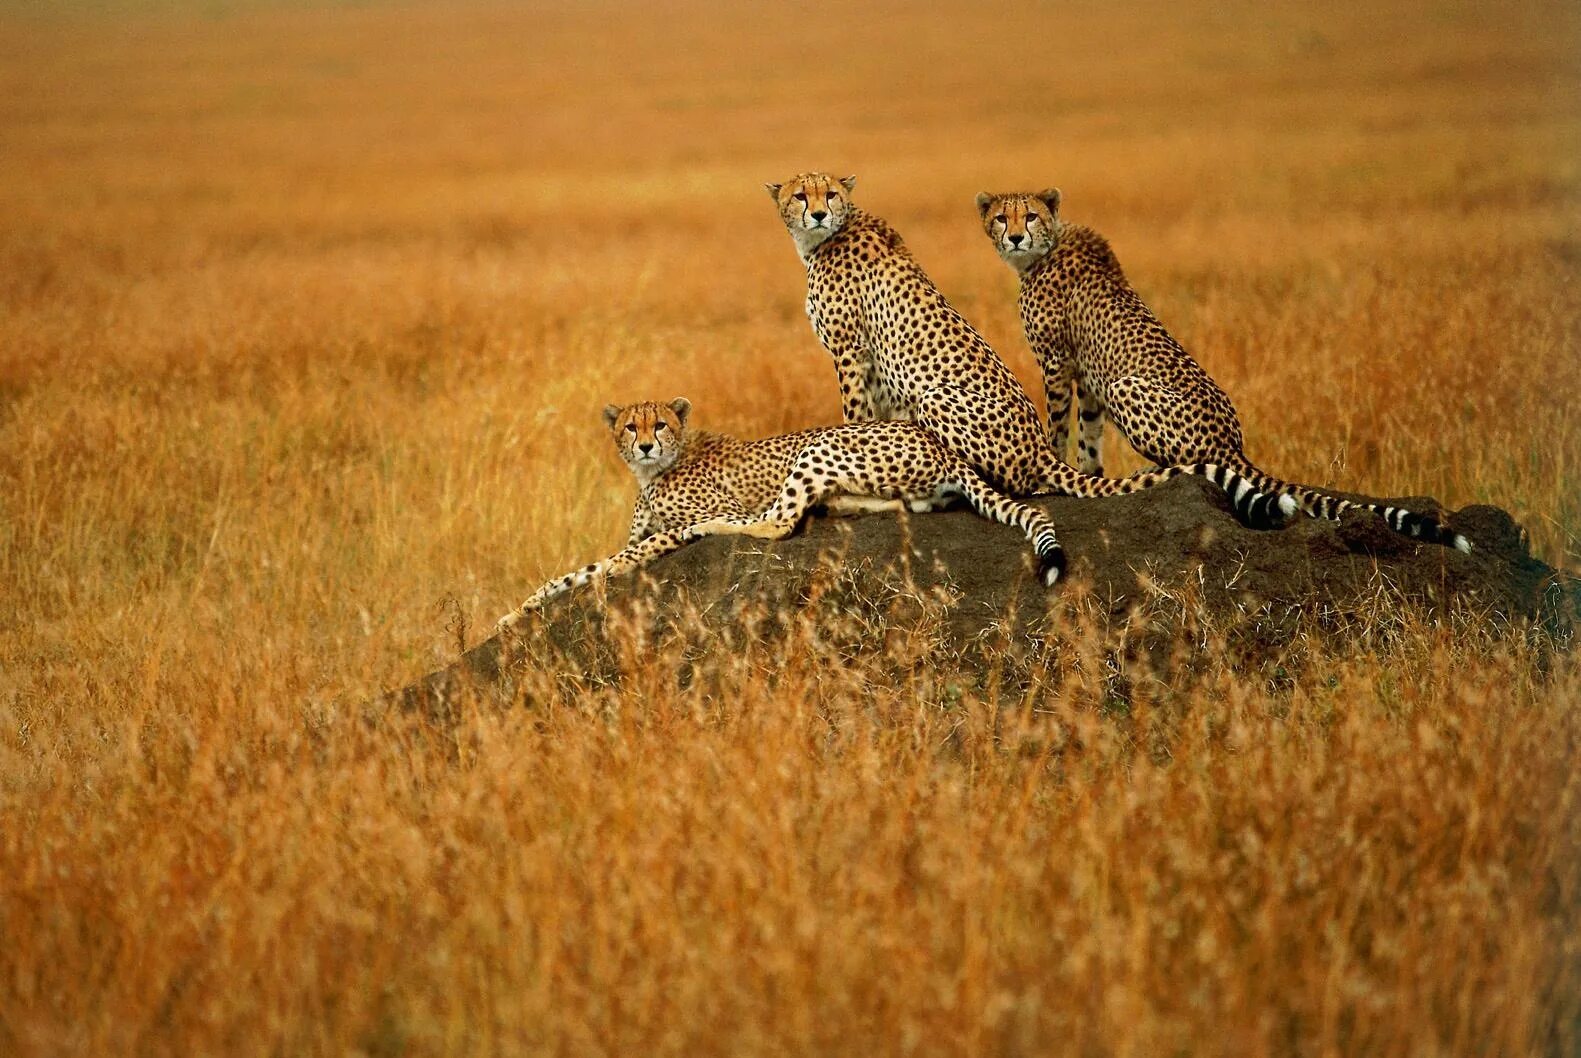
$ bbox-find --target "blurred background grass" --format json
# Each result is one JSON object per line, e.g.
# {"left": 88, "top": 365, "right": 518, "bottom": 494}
{"left": 0, "top": 1, "right": 1578, "bottom": 1054}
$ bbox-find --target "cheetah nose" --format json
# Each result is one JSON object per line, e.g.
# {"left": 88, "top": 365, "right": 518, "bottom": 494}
{"left": 1008, "top": 233, "right": 1025, "bottom": 247}
{"left": 810, "top": 210, "right": 827, "bottom": 222}
{"left": 638, "top": 442, "right": 654, "bottom": 455}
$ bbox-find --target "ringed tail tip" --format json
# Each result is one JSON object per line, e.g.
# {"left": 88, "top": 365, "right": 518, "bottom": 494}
{"left": 1039, "top": 546, "right": 1067, "bottom": 588}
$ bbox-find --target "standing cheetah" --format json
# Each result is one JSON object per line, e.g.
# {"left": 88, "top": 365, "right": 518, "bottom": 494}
{"left": 497, "top": 398, "right": 1067, "bottom": 629}
{"left": 975, "top": 188, "right": 1468, "bottom": 551}
{"left": 764, "top": 172, "right": 1290, "bottom": 530}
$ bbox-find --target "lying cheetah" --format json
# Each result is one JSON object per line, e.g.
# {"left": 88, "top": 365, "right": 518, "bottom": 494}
{"left": 976, "top": 188, "right": 1468, "bottom": 551}
{"left": 496, "top": 398, "right": 1066, "bottom": 630}
{"left": 764, "top": 172, "right": 1289, "bottom": 530}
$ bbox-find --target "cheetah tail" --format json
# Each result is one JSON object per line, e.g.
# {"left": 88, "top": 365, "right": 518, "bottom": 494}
{"left": 1186, "top": 463, "right": 1295, "bottom": 530}
{"left": 1042, "top": 460, "right": 1289, "bottom": 530}
{"left": 1222, "top": 462, "right": 1471, "bottom": 552}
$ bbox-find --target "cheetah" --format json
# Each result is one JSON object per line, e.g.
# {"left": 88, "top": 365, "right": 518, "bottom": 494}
{"left": 496, "top": 398, "right": 1067, "bottom": 630}
{"left": 764, "top": 172, "right": 1289, "bottom": 532}
{"left": 975, "top": 188, "right": 1468, "bottom": 551}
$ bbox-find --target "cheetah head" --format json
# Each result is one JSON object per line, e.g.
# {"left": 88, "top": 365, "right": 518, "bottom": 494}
{"left": 976, "top": 189, "right": 1062, "bottom": 273}
{"left": 602, "top": 398, "right": 691, "bottom": 480}
{"left": 765, "top": 172, "right": 858, "bottom": 259}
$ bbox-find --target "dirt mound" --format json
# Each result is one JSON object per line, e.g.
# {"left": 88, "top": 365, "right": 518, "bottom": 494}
{"left": 388, "top": 477, "right": 1575, "bottom": 713}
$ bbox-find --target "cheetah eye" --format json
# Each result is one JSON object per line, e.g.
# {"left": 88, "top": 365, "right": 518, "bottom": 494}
{"left": 994, "top": 214, "right": 1007, "bottom": 225}
{"left": 625, "top": 423, "right": 637, "bottom": 433}
{"left": 654, "top": 421, "right": 667, "bottom": 431}
{"left": 1026, "top": 214, "right": 1038, "bottom": 225}
{"left": 825, "top": 191, "right": 837, "bottom": 202}
{"left": 793, "top": 191, "right": 807, "bottom": 202}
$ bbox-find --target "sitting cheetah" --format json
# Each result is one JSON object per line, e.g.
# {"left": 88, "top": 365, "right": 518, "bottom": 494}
{"left": 764, "top": 172, "right": 1289, "bottom": 530}
{"left": 497, "top": 398, "right": 1066, "bottom": 630}
{"left": 975, "top": 188, "right": 1468, "bottom": 551}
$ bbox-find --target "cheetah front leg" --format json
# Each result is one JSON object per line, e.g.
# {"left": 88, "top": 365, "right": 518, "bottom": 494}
{"left": 1043, "top": 353, "right": 1076, "bottom": 462}
{"left": 626, "top": 496, "right": 656, "bottom": 546}
{"left": 812, "top": 313, "right": 881, "bottom": 422}
{"left": 1075, "top": 380, "right": 1105, "bottom": 476}
{"left": 496, "top": 526, "right": 706, "bottom": 631}
{"left": 836, "top": 357, "right": 879, "bottom": 423}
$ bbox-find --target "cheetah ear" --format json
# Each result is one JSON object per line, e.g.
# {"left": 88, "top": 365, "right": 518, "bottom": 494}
{"left": 975, "top": 192, "right": 995, "bottom": 217}
{"left": 764, "top": 182, "right": 783, "bottom": 201}
{"left": 1037, "top": 187, "right": 1062, "bottom": 215}
{"left": 667, "top": 397, "right": 692, "bottom": 426}
{"left": 839, "top": 174, "right": 857, "bottom": 193}
{"left": 602, "top": 404, "right": 621, "bottom": 429}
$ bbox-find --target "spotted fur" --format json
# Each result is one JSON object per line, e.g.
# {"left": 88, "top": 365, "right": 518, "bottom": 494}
{"left": 977, "top": 189, "right": 1470, "bottom": 552}
{"left": 497, "top": 399, "right": 1067, "bottom": 629}
{"left": 764, "top": 172, "right": 1285, "bottom": 531}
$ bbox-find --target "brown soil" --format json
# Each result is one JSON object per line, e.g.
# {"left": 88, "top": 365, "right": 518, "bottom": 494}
{"left": 387, "top": 477, "right": 1576, "bottom": 714}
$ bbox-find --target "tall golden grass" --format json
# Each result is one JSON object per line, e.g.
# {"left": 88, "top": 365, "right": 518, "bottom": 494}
{"left": 1, "top": 0, "right": 1578, "bottom": 1054}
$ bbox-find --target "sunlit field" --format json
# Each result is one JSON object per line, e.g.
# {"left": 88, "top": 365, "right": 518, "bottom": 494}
{"left": 2, "top": 0, "right": 1579, "bottom": 1054}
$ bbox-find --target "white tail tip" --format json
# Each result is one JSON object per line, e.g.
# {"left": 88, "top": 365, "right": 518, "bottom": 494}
{"left": 1454, "top": 534, "right": 1473, "bottom": 554}
{"left": 1277, "top": 494, "right": 1300, "bottom": 518}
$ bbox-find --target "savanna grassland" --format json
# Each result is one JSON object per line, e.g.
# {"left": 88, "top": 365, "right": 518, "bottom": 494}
{"left": 2, "top": 0, "right": 1580, "bottom": 1054}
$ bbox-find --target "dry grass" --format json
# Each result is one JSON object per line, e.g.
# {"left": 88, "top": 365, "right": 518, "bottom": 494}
{"left": 2, "top": 0, "right": 1579, "bottom": 1054}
